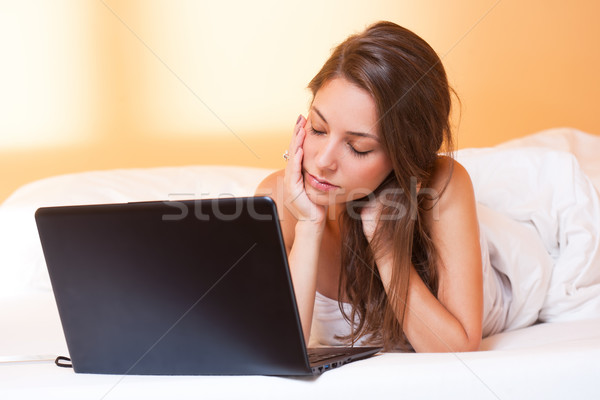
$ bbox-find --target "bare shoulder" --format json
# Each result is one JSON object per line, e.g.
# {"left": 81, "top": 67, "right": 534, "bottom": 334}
{"left": 254, "top": 169, "right": 297, "bottom": 251}
{"left": 255, "top": 169, "right": 285, "bottom": 197}
{"left": 255, "top": 168, "right": 287, "bottom": 217}
{"left": 428, "top": 156, "right": 475, "bottom": 208}
{"left": 420, "top": 156, "right": 478, "bottom": 232}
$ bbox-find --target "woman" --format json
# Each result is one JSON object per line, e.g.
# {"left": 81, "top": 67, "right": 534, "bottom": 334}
{"left": 256, "top": 21, "right": 485, "bottom": 352}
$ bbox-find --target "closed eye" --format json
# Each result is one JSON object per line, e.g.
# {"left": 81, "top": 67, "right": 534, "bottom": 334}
{"left": 309, "top": 126, "right": 372, "bottom": 157}
{"left": 348, "top": 143, "right": 371, "bottom": 157}
{"left": 309, "top": 127, "right": 325, "bottom": 136}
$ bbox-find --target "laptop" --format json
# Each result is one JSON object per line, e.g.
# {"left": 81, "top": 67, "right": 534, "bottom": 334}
{"left": 35, "top": 196, "right": 381, "bottom": 375}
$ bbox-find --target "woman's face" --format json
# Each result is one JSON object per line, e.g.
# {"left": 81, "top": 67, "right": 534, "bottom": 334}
{"left": 302, "top": 77, "right": 393, "bottom": 207}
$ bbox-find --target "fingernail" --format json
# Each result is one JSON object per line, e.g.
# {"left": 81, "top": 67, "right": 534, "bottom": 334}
{"left": 296, "top": 114, "right": 302, "bottom": 125}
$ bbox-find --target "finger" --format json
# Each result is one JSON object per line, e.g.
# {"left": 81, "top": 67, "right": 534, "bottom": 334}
{"left": 292, "top": 117, "right": 306, "bottom": 150}
{"left": 296, "top": 114, "right": 306, "bottom": 134}
{"left": 293, "top": 114, "right": 304, "bottom": 136}
{"left": 285, "top": 116, "right": 307, "bottom": 191}
{"left": 291, "top": 127, "right": 306, "bottom": 182}
{"left": 285, "top": 136, "right": 300, "bottom": 185}
{"left": 295, "top": 125, "right": 306, "bottom": 155}
{"left": 287, "top": 115, "right": 305, "bottom": 158}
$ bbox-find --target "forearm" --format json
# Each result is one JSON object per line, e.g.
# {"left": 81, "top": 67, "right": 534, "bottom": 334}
{"left": 403, "top": 267, "right": 480, "bottom": 352}
{"left": 377, "top": 254, "right": 481, "bottom": 352}
{"left": 288, "top": 220, "right": 325, "bottom": 343}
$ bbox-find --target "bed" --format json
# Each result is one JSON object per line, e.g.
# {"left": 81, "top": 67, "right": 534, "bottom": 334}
{"left": 1, "top": 127, "right": 599, "bottom": 399}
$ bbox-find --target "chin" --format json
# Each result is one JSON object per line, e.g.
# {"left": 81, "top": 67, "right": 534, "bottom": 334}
{"left": 305, "top": 186, "right": 340, "bottom": 206}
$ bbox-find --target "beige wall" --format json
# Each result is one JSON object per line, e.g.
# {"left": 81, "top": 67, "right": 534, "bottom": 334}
{"left": 1, "top": 0, "right": 599, "bottom": 202}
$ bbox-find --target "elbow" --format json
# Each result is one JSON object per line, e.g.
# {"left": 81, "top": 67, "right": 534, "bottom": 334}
{"left": 453, "top": 320, "right": 483, "bottom": 352}
{"left": 461, "top": 336, "right": 482, "bottom": 352}
{"left": 414, "top": 332, "right": 481, "bottom": 353}
{"left": 453, "top": 331, "right": 482, "bottom": 353}
{"left": 436, "top": 337, "right": 480, "bottom": 353}
{"left": 439, "top": 329, "right": 482, "bottom": 353}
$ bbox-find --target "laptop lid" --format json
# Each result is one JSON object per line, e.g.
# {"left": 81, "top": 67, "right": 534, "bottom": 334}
{"left": 36, "top": 196, "right": 380, "bottom": 376}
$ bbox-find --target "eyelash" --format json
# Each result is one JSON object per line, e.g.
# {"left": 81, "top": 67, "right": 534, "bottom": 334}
{"left": 308, "top": 127, "right": 371, "bottom": 158}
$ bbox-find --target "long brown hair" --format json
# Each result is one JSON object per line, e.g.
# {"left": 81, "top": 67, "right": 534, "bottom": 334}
{"left": 307, "top": 21, "right": 455, "bottom": 350}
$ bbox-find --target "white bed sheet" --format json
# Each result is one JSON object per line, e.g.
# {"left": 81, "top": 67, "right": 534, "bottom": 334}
{"left": 1, "top": 127, "right": 600, "bottom": 399}
{"left": 1, "top": 291, "right": 599, "bottom": 400}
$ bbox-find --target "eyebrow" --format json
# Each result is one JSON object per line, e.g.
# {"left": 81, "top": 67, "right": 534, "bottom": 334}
{"left": 312, "top": 106, "right": 380, "bottom": 142}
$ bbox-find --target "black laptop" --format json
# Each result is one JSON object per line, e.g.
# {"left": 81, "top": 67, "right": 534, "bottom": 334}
{"left": 35, "top": 196, "right": 380, "bottom": 375}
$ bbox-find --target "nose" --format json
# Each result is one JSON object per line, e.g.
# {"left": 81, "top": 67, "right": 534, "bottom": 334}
{"left": 315, "top": 137, "right": 338, "bottom": 171}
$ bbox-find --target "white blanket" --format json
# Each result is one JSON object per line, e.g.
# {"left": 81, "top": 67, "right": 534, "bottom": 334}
{"left": 458, "top": 140, "right": 600, "bottom": 332}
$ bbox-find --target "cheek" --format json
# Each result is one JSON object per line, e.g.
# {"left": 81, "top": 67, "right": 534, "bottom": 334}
{"left": 349, "top": 160, "right": 391, "bottom": 190}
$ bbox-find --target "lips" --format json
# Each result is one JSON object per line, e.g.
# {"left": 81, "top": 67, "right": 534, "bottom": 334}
{"left": 305, "top": 172, "right": 340, "bottom": 192}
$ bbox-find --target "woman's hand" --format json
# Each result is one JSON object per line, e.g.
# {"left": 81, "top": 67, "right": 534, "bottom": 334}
{"left": 283, "top": 115, "right": 327, "bottom": 225}
{"left": 282, "top": 115, "right": 328, "bottom": 342}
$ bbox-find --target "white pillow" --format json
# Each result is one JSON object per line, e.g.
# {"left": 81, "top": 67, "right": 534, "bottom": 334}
{"left": 0, "top": 165, "right": 275, "bottom": 295}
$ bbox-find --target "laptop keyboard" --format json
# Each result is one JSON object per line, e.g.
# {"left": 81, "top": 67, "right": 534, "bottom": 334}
{"left": 307, "top": 350, "right": 346, "bottom": 364}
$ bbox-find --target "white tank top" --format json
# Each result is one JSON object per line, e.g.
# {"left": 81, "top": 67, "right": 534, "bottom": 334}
{"left": 308, "top": 224, "right": 510, "bottom": 348}
{"left": 308, "top": 291, "right": 373, "bottom": 348}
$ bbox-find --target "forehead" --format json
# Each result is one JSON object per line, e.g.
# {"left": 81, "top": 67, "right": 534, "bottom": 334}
{"left": 311, "top": 78, "right": 380, "bottom": 137}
